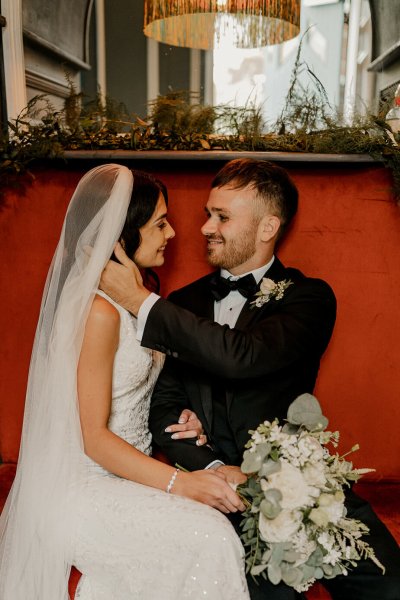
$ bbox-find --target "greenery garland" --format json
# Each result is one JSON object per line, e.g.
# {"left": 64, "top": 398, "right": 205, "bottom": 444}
{"left": 1, "top": 48, "right": 399, "bottom": 201}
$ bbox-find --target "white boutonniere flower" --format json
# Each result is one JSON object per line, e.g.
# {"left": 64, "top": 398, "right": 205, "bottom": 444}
{"left": 251, "top": 278, "right": 294, "bottom": 308}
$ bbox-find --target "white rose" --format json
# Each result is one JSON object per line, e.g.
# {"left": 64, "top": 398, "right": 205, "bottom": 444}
{"left": 319, "top": 492, "right": 345, "bottom": 525}
{"left": 309, "top": 507, "right": 329, "bottom": 528}
{"left": 260, "top": 278, "right": 276, "bottom": 295}
{"left": 263, "top": 461, "right": 315, "bottom": 509}
{"left": 309, "top": 492, "right": 345, "bottom": 527}
{"left": 259, "top": 509, "right": 302, "bottom": 543}
{"left": 302, "top": 463, "right": 326, "bottom": 489}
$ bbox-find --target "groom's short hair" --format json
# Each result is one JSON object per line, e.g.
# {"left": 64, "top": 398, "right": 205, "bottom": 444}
{"left": 211, "top": 158, "right": 298, "bottom": 238}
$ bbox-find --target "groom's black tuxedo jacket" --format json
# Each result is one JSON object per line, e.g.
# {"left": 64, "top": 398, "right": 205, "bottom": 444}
{"left": 145, "top": 257, "right": 336, "bottom": 470}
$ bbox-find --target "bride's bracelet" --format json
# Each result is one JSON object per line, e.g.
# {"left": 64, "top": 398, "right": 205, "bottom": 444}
{"left": 166, "top": 468, "right": 180, "bottom": 494}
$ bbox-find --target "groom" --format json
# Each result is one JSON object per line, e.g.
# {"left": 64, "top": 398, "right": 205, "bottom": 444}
{"left": 101, "top": 158, "right": 400, "bottom": 599}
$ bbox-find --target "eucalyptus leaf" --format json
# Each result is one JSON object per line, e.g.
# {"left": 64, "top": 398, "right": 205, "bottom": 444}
{"left": 301, "top": 564, "right": 316, "bottom": 581}
{"left": 260, "top": 498, "right": 282, "bottom": 519}
{"left": 255, "top": 442, "right": 272, "bottom": 460}
{"left": 269, "top": 448, "right": 280, "bottom": 461}
{"left": 250, "top": 564, "right": 268, "bottom": 576}
{"left": 271, "top": 543, "right": 285, "bottom": 563}
{"left": 242, "top": 518, "right": 255, "bottom": 532}
{"left": 281, "top": 423, "right": 299, "bottom": 435}
{"left": 315, "top": 567, "right": 324, "bottom": 579}
{"left": 322, "top": 564, "right": 336, "bottom": 578}
{"left": 267, "top": 563, "right": 282, "bottom": 585}
{"left": 246, "top": 530, "right": 256, "bottom": 542}
{"left": 262, "top": 549, "right": 273, "bottom": 563}
{"left": 332, "top": 563, "right": 344, "bottom": 576}
{"left": 241, "top": 450, "right": 262, "bottom": 474}
{"left": 287, "top": 393, "right": 329, "bottom": 431}
{"left": 281, "top": 565, "right": 303, "bottom": 587}
{"left": 280, "top": 542, "right": 293, "bottom": 551}
{"left": 248, "top": 476, "right": 259, "bottom": 491}
{"left": 259, "top": 458, "right": 282, "bottom": 478}
{"left": 260, "top": 489, "right": 283, "bottom": 519}
{"left": 306, "top": 546, "right": 324, "bottom": 568}
{"left": 283, "top": 550, "right": 301, "bottom": 563}
{"left": 264, "top": 489, "right": 283, "bottom": 503}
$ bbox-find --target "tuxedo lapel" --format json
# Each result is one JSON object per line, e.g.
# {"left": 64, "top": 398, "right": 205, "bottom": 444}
{"left": 225, "top": 258, "right": 290, "bottom": 418}
{"left": 235, "top": 257, "right": 288, "bottom": 330}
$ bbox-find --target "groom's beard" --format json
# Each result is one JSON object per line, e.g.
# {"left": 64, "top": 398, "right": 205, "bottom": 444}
{"left": 205, "top": 226, "right": 257, "bottom": 271}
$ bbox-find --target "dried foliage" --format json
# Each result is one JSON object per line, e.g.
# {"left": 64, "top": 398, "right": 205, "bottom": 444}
{"left": 1, "top": 58, "right": 400, "bottom": 201}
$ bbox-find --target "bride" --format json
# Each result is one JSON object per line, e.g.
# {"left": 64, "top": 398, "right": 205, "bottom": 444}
{"left": 0, "top": 164, "right": 249, "bottom": 599}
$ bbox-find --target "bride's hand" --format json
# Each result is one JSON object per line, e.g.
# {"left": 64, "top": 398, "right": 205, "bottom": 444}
{"left": 100, "top": 242, "right": 150, "bottom": 315}
{"left": 173, "top": 470, "right": 246, "bottom": 514}
{"left": 165, "top": 409, "right": 208, "bottom": 446}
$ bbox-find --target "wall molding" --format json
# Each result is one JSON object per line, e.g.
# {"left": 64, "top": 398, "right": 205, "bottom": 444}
{"left": 61, "top": 150, "right": 377, "bottom": 163}
{"left": 25, "top": 67, "right": 71, "bottom": 98}
{"left": 368, "top": 40, "right": 400, "bottom": 72}
{"left": 23, "top": 28, "right": 90, "bottom": 71}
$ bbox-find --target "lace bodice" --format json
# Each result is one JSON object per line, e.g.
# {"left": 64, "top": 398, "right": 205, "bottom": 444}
{"left": 83, "top": 291, "right": 164, "bottom": 474}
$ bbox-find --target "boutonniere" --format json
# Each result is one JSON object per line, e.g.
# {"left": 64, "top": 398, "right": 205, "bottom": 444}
{"left": 251, "top": 278, "right": 293, "bottom": 308}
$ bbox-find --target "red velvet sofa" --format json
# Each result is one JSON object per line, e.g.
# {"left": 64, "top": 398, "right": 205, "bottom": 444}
{"left": 1, "top": 156, "right": 399, "bottom": 599}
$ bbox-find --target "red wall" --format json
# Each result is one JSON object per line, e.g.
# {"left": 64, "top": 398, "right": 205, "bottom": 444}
{"left": 1, "top": 159, "right": 399, "bottom": 480}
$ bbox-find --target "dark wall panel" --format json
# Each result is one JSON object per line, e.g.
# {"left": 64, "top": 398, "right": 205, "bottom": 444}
{"left": 104, "top": 0, "right": 147, "bottom": 117}
{"left": 369, "top": 0, "right": 400, "bottom": 61}
{"left": 23, "top": 0, "right": 91, "bottom": 62}
{"left": 159, "top": 43, "right": 190, "bottom": 96}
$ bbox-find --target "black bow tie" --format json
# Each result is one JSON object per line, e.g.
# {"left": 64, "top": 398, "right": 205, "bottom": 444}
{"left": 209, "top": 273, "right": 258, "bottom": 301}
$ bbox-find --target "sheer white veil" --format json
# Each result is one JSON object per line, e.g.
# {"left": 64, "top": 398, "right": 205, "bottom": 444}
{"left": 0, "top": 163, "right": 134, "bottom": 599}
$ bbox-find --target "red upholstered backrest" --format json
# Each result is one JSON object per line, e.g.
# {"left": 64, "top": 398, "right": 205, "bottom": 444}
{"left": 1, "top": 161, "right": 399, "bottom": 481}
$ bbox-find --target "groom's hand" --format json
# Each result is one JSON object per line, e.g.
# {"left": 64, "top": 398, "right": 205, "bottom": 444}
{"left": 165, "top": 409, "right": 208, "bottom": 446}
{"left": 216, "top": 465, "right": 247, "bottom": 486}
{"left": 100, "top": 242, "right": 151, "bottom": 315}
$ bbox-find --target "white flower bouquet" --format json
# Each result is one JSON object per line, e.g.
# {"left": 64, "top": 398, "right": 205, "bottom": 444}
{"left": 238, "top": 394, "right": 385, "bottom": 593}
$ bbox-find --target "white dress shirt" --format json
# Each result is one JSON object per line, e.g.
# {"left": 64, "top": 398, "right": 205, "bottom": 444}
{"left": 214, "top": 257, "right": 275, "bottom": 327}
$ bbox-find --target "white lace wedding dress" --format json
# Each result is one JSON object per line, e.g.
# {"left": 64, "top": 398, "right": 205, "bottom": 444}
{"left": 73, "top": 292, "right": 249, "bottom": 600}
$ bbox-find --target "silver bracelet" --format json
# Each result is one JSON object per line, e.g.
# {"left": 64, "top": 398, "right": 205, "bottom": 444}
{"left": 166, "top": 468, "right": 180, "bottom": 494}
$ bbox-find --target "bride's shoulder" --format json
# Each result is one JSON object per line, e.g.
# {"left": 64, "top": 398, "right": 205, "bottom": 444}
{"left": 89, "top": 293, "right": 121, "bottom": 326}
{"left": 80, "top": 295, "right": 121, "bottom": 353}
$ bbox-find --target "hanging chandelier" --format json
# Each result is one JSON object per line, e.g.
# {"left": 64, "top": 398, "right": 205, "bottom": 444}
{"left": 143, "top": 1, "right": 301, "bottom": 50}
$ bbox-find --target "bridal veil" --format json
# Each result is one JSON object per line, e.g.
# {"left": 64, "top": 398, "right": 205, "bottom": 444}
{"left": 0, "top": 164, "right": 134, "bottom": 599}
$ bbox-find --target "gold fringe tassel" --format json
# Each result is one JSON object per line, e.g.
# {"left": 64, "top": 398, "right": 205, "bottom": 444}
{"left": 144, "top": 0, "right": 301, "bottom": 49}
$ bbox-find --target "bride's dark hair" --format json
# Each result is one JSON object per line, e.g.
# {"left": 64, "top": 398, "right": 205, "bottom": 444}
{"left": 117, "top": 169, "right": 169, "bottom": 292}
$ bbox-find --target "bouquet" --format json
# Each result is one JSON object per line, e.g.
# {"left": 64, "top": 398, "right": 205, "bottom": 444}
{"left": 238, "top": 394, "right": 385, "bottom": 593}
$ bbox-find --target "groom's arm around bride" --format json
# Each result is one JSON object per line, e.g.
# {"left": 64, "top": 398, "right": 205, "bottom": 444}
{"left": 146, "top": 263, "right": 336, "bottom": 474}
